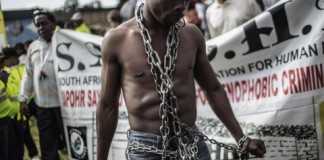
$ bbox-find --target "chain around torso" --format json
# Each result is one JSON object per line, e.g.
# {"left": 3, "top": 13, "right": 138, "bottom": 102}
{"left": 121, "top": 2, "right": 244, "bottom": 160}
{"left": 134, "top": 3, "right": 204, "bottom": 160}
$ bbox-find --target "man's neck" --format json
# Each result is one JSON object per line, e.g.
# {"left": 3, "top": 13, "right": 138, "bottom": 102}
{"left": 142, "top": 5, "right": 170, "bottom": 34}
{"left": 40, "top": 37, "right": 51, "bottom": 43}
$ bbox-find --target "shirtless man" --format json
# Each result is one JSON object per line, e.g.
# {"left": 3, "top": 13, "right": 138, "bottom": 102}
{"left": 97, "top": 0, "right": 266, "bottom": 159}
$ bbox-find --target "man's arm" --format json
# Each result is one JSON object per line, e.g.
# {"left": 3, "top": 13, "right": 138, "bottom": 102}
{"left": 19, "top": 45, "right": 34, "bottom": 115}
{"left": 191, "top": 25, "right": 266, "bottom": 156}
{"left": 97, "top": 30, "right": 123, "bottom": 160}
{"left": 192, "top": 25, "right": 244, "bottom": 142}
{"left": 20, "top": 46, "right": 34, "bottom": 98}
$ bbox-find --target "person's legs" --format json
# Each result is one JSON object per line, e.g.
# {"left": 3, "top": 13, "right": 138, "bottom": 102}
{"left": 24, "top": 119, "right": 39, "bottom": 158}
{"left": 36, "top": 107, "right": 60, "bottom": 160}
{"left": 53, "top": 107, "right": 66, "bottom": 150}
{"left": 0, "top": 118, "right": 25, "bottom": 160}
{"left": 11, "top": 119, "right": 25, "bottom": 160}
{"left": 0, "top": 118, "right": 9, "bottom": 160}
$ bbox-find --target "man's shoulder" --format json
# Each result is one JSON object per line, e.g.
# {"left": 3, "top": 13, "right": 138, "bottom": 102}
{"left": 27, "top": 39, "right": 41, "bottom": 55}
{"left": 182, "top": 23, "right": 204, "bottom": 39}
{"left": 103, "top": 19, "right": 138, "bottom": 44}
{"left": 102, "top": 19, "right": 139, "bottom": 58}
{"left": 181, "top": 23, "right": 205, "bottom": 50}
{"left": 28, "top": 39, "right": 39, "bottom": 47}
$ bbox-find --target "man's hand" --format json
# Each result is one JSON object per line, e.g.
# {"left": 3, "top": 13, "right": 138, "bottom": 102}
{"left": 246, "top": 139, "right": 266, "bottom": 157}
{"left": 20, "top": 102, "right": 30, "bottom": 117}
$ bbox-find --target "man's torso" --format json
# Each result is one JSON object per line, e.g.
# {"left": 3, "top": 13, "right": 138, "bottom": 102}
{"left": 115, "top": 19, "right": 201, "bottom": 134}
{"left": 26, "top": 39, "right": 60, "bottom": 107}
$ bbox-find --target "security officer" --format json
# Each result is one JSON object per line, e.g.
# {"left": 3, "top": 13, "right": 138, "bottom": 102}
{"left": 0, "top": 50, "right": 24, "bottom": 160}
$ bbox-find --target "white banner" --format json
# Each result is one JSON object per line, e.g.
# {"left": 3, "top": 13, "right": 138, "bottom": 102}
{"left": 205, "top": 0, "right": 324, "bottom": 159}
{"left": 53, "top": 0, "right": 324, "bottom": 159}
{"left": 53, "top": 30, "right": 102, "bottom": 160}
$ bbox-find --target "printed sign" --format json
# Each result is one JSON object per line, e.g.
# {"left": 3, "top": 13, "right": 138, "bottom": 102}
{"left": 67, "top": 126, "right": 89, "bottom": 160}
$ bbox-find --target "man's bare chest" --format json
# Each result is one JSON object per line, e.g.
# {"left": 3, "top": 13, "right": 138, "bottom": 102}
{"left": 118, "top": 37, "right": 197, "bottom": 81}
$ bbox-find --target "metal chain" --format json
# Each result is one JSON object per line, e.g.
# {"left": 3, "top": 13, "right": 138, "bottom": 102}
{"left": 127, "top": 141, "right": 178, "bottom": 159}
{"left": 135, "top": 3, "right": 185, "bottom": 159}
{"left": 133, "top": 2, "right": 248, "bottom": 160}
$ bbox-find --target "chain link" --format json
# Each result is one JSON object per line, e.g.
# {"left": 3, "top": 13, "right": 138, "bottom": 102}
{"left": 132, "top": 2, "right": 248, "bottom": 160}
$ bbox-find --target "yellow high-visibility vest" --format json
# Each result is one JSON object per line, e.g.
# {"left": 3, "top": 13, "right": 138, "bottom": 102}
{"left": 75, "top": 23, "right": 91, "bottom": 33}
{"left": 6, "top": 64, "right": 25, "bottom": 120}
{"left": 0, "top": 79, "right": 17, "bottom": 119}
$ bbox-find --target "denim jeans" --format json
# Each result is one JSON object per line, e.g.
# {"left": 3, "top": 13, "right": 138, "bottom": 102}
{"left": 126, "top": 130, "right": 211, "bottom": 160}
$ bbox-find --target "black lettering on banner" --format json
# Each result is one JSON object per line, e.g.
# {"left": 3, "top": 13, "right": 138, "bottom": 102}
{"left": 242, "top": 21, "right": 272, "bottom": 55}
{"left": 216, "top": 66, "right": 246, "bottom": 78}
{"left": 248, "top": 58, "right": 273, "bottom": 72}
{"left": 84, "top": 42, "right": 102, "bottom": 67}
{"left": 316, "top": 0, "right": 324, "bottom": 10}
{"left": 242, "top": 0, "right": 298, "bottom": 55}
{"left": 269, "top": 0, "right": 299, "bottom": 46}
{"left": 59, "top": 76, "right": 82, "bottom": 86}
{"left": 275, "top": 43, "right": 319, "bottom": 66}
{"left": 56, "top": 42, "right": 75, "bottom": 72}
{"left": 208, "top": 46, "right": 218, "bottom": 61}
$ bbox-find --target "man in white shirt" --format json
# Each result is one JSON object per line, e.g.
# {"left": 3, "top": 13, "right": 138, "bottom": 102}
{"left": 19, "top": 9, "right": 65, "bottom": 160}
{"left": 206, "top": 0, "right": 262, "bottom": 38}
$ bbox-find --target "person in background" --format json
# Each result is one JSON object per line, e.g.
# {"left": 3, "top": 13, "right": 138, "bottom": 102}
{"left": 184, "top": 2, "right": 203, "bottom": 32}
{"left": 206, "top": 0, "right": 262, "bottom": 38}
{"left": 0, "top": 47, "right": 24, "bottom": 160}
{"left": 24, "top": 40, "right": 33, "bottom": 52}
{"left": 63, "top": 21, "right": 75, "bottom": 30}
{"left": 120, "top": 0, "right": 138, "bottom": 21}
{"left": 14, "top": 43, "right": 27, "bottom": 65}
{"left": 106, "top": 9, "right": 123, "bottom": 31}
{"left": 2, "top": 47, "right": 19, "bottom": 68}
{"left": 192, "top": 0, "right": 210, "bottom": 39}
{"left": 19, "top": 9, "right": 65, "bottom": 160}
{"left": 14, "top": 42, "right": 40, "bottom": 160}
{"left": 70, "top": 12, "right": 91, "bottom": 33}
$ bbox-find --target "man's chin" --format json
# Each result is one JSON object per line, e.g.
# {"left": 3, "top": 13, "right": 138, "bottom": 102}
{"left": 165, "top": 18, "right": 182, "bottom": 26}
{"left": 39, "top": 34, "right": 51, "bottom": 41}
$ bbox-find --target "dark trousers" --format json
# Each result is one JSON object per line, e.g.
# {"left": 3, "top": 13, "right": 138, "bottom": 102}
{"left": 0, "top": 117, "right": 24, "bottom": 160}
{"left": 24, "top": 118, "right": 39, "bottom": 158}
{"left": 24, "top": 99, "right": 39, "bottom": 158}
{"left": 36, "top": 107, "right": 66, "bottom": 160}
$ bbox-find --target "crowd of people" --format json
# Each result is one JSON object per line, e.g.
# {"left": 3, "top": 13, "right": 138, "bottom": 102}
{"left": 0, "top": 0, "right": 282, "bottom": 160}
{"left": 0, "top": 10, "right": 65, "bottom": 160}
{"left": 56, "top": 0, "right": 280, "bottom": 39}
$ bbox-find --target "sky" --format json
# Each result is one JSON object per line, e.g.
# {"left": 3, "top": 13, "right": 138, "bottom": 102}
{"left": 0, "top": 0, "right": 119, "bottom": 11}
